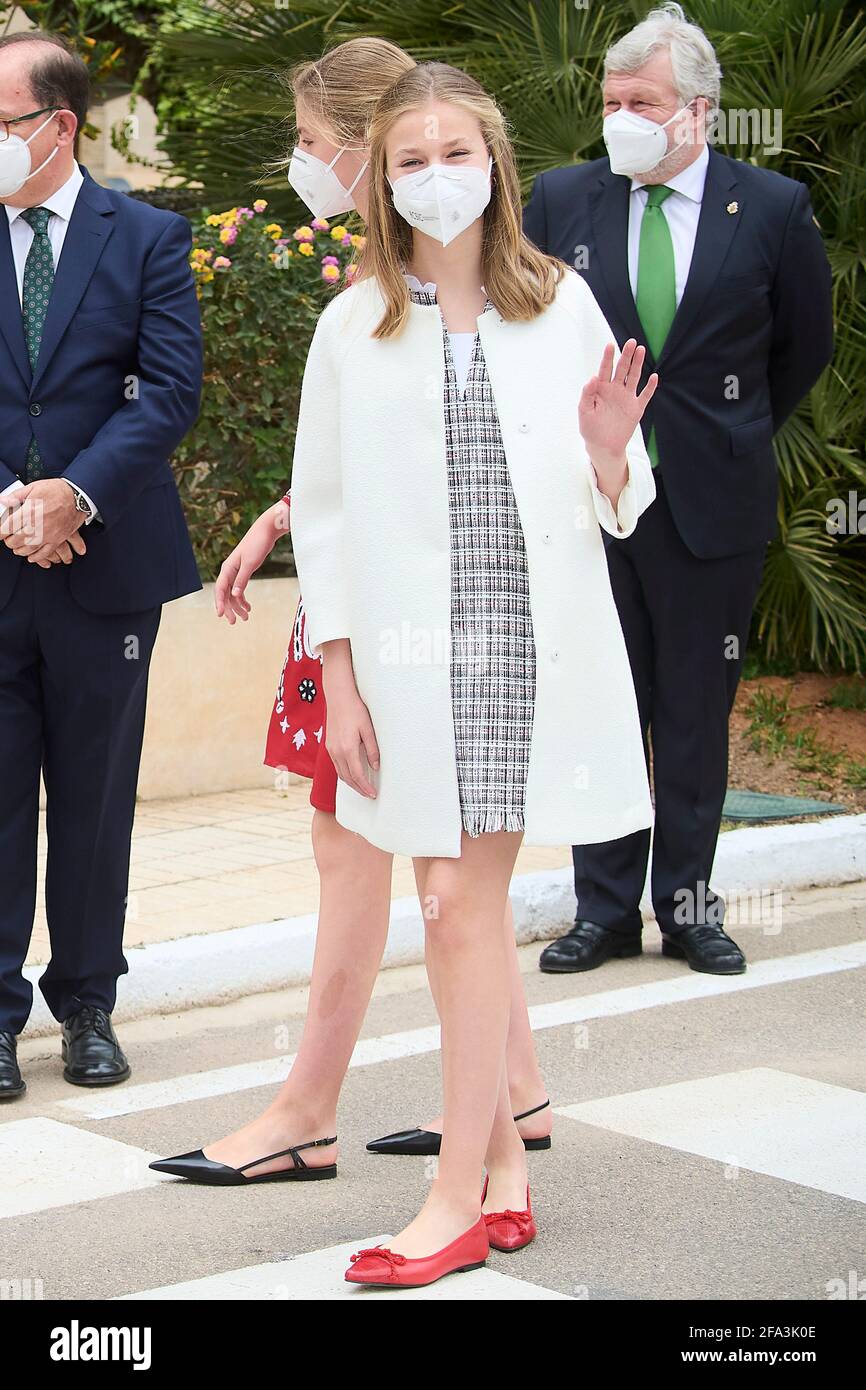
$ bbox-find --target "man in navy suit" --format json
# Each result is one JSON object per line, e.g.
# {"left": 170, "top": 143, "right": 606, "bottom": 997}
{"left": 524, "top": 5, "right": 833, "bottom": 976}
{"left": 0, "top": 32, "right": 202, "bottom": 1096}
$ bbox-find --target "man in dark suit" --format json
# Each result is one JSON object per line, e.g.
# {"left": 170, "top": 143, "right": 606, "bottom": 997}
{"left": 0, "top": 31, "right": 202, "bottom": 1096}
{"left": 524, "top": 4, "right": 833, "bottom": 976}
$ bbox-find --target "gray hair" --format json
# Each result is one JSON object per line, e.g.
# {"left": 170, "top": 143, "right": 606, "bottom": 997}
{"left": 603, "top": 3, "right": 722, "bottom": 118}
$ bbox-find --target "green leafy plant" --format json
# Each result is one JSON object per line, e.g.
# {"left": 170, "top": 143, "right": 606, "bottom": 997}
{"left": 173, "top": 201, "right": 363, "bottom": 577}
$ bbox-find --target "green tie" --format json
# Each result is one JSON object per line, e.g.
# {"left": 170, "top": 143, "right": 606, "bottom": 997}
{"left": 635, "top": 184, "right": 675, "bottom": 469}
{"left": 21, "top": 205, "right": 54, "bottom": 482}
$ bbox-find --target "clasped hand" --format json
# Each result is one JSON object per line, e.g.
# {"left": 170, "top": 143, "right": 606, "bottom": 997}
{"left": 0, "top": 479, "right": 87, "bottom": 567}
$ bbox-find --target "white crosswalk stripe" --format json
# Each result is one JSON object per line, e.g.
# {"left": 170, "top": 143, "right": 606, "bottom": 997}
{"left": 0, "top": 1117, "right": 162, "bottom": 1218}
{"left": 556, "top": 1067, "right": 866, "bottom": 1203}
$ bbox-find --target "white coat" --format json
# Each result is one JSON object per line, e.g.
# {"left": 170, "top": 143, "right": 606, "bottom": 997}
{"left": 290, "top": 267, "right": 657, "bottom": 858}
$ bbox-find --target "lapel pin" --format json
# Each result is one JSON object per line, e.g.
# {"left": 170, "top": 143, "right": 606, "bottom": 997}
{"left": 726, "top": 200, "right": 739, "bottom": 214}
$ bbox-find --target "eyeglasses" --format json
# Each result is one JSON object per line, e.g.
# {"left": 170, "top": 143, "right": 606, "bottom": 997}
{"left": 0, "top": 107, "right": 59, "bottom": 142}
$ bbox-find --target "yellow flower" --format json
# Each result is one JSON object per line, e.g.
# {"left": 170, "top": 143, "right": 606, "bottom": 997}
{"left": 265, "top": 223, "right": 283, "bottom": 237}
{"left": 350, "top": 234, "right": 366, "bottom": 248}
{"left": 298, "top": 242, "right": 314, "bottom": 256}
{"left": 294, "top": 225, "right": 314, "bottom": 242}
{"left": 330, "top": 225, "right": 348, "bottom": 240}
{"left": 253, "top": 199, "right": 268, "bottom": 212}
{"left": 206, "top": 214, "right": 222, "bottom": 227}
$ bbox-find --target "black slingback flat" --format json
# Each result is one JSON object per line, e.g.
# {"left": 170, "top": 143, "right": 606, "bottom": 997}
{"left": 366, "top": 1100, "right": 552, "bottom": 1156}
{"left": 149, "top": 1134, "right": 337, "bottom": 1185}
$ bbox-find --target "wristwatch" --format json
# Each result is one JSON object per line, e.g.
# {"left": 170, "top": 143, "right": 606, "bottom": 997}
{"left": 63, "top": 480, "right": 95, "bottom": 523}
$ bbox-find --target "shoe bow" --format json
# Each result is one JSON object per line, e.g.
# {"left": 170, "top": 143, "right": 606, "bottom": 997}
{"left": 485, "top": 1208, "right": 533, "bottom": 1231}
{"left": 349, "top": 1246, "right": 406, "bottom": 1268}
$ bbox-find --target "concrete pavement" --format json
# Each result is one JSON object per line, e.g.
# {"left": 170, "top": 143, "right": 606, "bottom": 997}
{"left": 6, "top": 879, "right": 865, "bottom": 1301}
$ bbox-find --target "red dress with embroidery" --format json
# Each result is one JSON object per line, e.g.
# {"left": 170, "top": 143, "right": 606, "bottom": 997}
{"left": 263, "top": 495, "right": 338, "bottom": 812}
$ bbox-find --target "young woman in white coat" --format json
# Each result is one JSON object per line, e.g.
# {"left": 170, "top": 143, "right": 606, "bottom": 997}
{"left": 150, "top": 40, "right": 552, "bottom": 1192}
{"left": 290, "top": 61, "right": 658, "bottom": 1287}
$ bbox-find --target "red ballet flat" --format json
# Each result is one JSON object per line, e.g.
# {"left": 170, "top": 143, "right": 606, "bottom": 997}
{"left": 481, "top": 1176, "right": 537, "bottom": 1252}
{"left": 344, "top": 1216, "right": 489, "bottom": 1288}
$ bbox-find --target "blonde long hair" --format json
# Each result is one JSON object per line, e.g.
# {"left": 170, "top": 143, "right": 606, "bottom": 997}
{"left": 359, "top": 63, "right": 566, "bottom": 338}
{"left": 286, "top": 37, "right": 416, "bottom": 149}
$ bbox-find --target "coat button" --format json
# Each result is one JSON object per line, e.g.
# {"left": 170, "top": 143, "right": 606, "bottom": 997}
{"left": 550, "top": 649, "right": 559, "bottom": 661}
{"left": 518, "top": 422, "right": 530, "bottom": 432}
{"left": 29, "top": 403, "right": 42, "bottom": 416}
{"left": 542, "top": 532, "right": 551, "bottom": 543}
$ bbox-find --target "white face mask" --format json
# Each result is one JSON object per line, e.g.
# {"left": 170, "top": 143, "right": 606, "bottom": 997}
{"left": 389, "top": 155, "right": 493, "bottom": 247}
{"left": 287, "top": 146, "right": 367, "bottom": 220}
{"left": 0, "top": 110, "right": 60, "bottom": 198}
{"left": 602, "top": 104, "right": 694, "bottom": 177}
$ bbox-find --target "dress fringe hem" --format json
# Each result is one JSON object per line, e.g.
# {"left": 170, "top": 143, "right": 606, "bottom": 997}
{"left": 462, "top": 810, "right": 526, "bottom": 838}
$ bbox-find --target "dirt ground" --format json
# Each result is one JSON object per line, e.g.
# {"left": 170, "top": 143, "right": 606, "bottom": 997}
{"left": 727, "top": 673, "right": 866, "bottom": 816}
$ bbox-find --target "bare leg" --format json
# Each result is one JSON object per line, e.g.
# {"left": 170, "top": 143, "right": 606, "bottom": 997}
{"left": 412, "top": 865, "right": 550, "bottom": 1143}
{"left": 483, "top": 1055, "right": 529, "bottom": 1213}
{"left": 388, "top": 830, "right": 526, "bottom": 1257}
{"left": 204, "top": 810, "right": 393, "bottom": 1175}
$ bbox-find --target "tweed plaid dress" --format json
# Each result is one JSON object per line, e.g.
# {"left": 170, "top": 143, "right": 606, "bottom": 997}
{"left": 409, "top": 284, "right": 536, "bottom": 836}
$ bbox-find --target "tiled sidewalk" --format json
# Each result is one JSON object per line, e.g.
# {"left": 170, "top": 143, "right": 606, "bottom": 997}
{"left": 26, "top": 785, "right": 572, "bottom": 967}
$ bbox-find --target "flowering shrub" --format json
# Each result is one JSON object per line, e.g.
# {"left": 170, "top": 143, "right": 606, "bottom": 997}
{"left": 172, "top": 201, "right": 365, "bottom": 577}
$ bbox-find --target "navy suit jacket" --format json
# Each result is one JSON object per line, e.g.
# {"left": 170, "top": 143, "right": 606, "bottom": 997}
{"left": 523, "top": 147, "right": 834, "bottom": 558}
{"left": 0, "top": 164, "right": 202, "bottom": 613}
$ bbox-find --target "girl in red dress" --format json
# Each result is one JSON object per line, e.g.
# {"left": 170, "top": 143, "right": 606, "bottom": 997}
{"left": 262, "top": 509, "right": 337, "bottom": 813}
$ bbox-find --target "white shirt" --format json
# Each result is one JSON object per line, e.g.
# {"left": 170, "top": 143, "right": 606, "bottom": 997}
{"left": 403, "top": 272, "right": 478, "bottom": 394}
{"left": 447, "top": 332, "right": 475, "bottom": 394}
{"left": 627, "top": 142, "right": 709, "bottom": 307}
{"left": 0, "top": 160, "right": 100, "bottom": 523}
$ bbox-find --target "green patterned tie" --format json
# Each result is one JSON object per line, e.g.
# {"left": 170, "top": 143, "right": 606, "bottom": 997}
{"left": 21, "top": 205, "right": 54, "bottom": 482}
{"left": 635, "top": 184, "right": 676, "bottom": 469}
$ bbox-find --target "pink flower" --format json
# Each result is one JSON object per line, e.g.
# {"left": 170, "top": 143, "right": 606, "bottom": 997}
{"left": 341, "top": 234, "right": 352, "bottom": 246}
{"left": 321, "top": 255, "right": 339, "bottom": 266}
{"left": 213, "top": 256, "right": 232, "bottom": 270}
{"left": 321, "top": 264, "right": 340, "bottom": 282}
{"left": 220, "top": 226, "right": 238, "bottom": 245}
{"left": 311, "top": 217, "right": 330, "bottom": 230}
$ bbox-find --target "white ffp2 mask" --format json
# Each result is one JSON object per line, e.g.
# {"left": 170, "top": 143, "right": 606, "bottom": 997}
{"left": 389, "top": 156, "right": 493, "bottom": 247}
{"left": 287, "top": 146, "right": 367, "bottom": 220}
{"left": 0, "top": 111, "right": 60, "bottom": 198}
{"left": 602, "top": 106, "right": 694, "bottom": 177}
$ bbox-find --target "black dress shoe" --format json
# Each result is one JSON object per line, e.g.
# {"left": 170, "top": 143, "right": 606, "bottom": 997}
{"left": 367, "top": 1101, "right": 552, "bottom": 1156}
{"left": 538, "top": 920, "right": 642, "bottom": 974}
{"left": 149, "top": 1135, "right": 338, "bottom": 1185}
{"left": 0, "top": 1031, "right": 25, "bottom": 1100}
{"left": 662, "top": 924, "right": 747, "bottom": 975}
{"left": 61, "top": 1006, "right": 130, "bottom": 1087}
